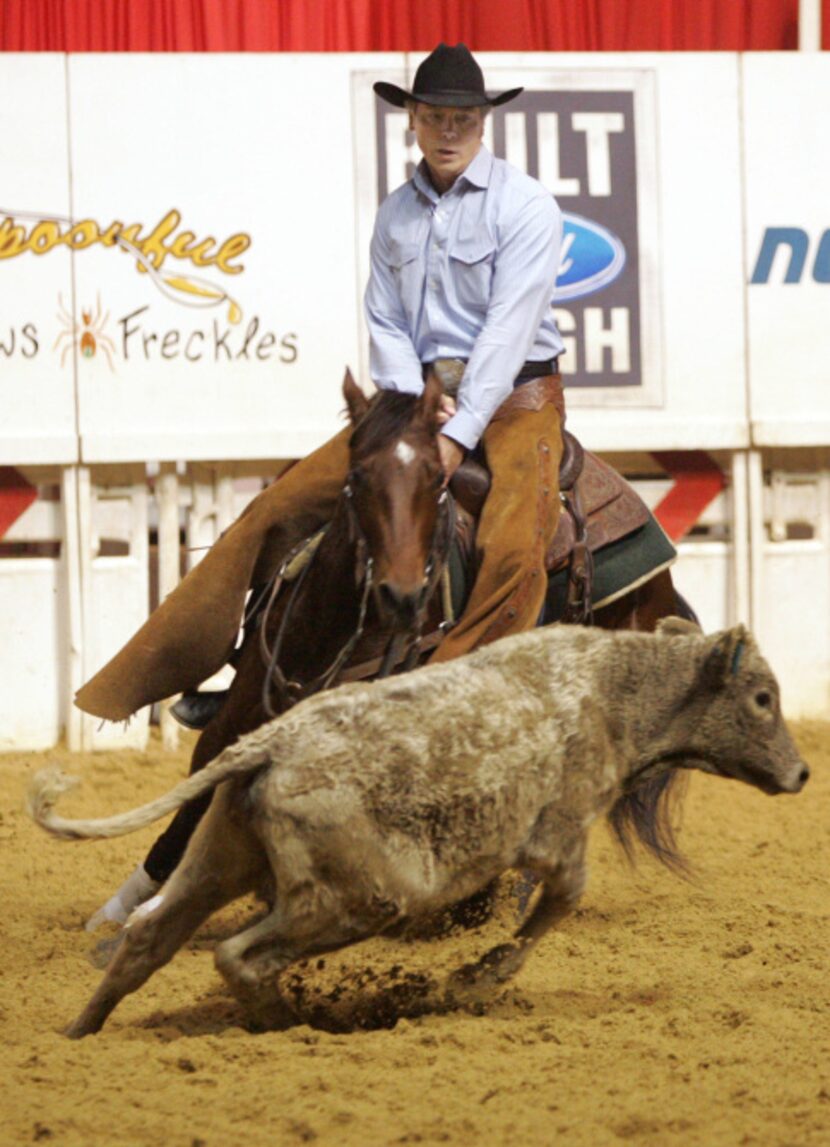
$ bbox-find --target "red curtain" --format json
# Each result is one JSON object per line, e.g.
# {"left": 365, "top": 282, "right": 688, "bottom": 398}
{"left": 1, "top": 0, "right": 824, "bottom": 52}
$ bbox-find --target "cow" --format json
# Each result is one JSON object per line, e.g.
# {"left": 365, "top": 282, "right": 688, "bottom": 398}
{"left": 28, "top": 619, "right": 809, "bottom": 1038}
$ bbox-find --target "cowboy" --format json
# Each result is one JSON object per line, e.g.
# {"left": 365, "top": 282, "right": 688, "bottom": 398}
{"left": 367, "top": 42, "right": 566, "bottom": 663}
{"left": 76, "top": 42, "right": 567, "bottom": 928}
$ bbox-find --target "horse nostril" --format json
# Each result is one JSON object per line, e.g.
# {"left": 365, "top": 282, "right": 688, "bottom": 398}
{"left": 378, "top": 582, "right": 417, "bottom": 619}
{"left": 799, "top": 766, "right": 810, "bottom": 786}
{"left": 379, "top": 583, "right": 402, "bottom": 608}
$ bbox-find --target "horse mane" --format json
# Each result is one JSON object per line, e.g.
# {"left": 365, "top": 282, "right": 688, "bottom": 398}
{"left": 349, "top": 390, "right": 424, "bottom": 460}
{"left": 608, "top": 771, "right": 690, "bottom": 874}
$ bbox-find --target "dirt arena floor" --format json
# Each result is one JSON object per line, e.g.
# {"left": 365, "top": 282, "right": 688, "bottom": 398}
{"left": 2, "top": 720, "right": 828, "bottom": 1147}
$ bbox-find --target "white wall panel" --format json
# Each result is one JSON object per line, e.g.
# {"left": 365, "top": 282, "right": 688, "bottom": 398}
{"left": 744, "top": 54, "right": 830, "bottom": 447}
{"left": 0, "top": 558, "right": 66, "bottom": 749}
{"left": 0, "top": 55, "right": 77, "bottom": 465}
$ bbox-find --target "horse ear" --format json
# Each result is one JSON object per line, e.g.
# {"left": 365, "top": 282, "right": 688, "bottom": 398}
{"left": 420, "top": 370, "right": 444, "bottom": 433}
{"left": 656, "top": 617, "right": 702, "bottom": 637}
{"left": 343, "top": 368, "right": 369, "bottom": 425}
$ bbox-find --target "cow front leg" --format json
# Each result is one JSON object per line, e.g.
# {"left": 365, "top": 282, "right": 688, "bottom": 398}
{"left": 66, "top": 790, "right": 263, "bottom": 1038}
{"left": 67, "top": 887, "right": 212, "bottom": 1038}
{"left": 447, "top": 853, "right": 587, "bottom": 999}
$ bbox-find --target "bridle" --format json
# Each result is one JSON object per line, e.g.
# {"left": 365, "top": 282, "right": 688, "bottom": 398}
{"left": 258, "top": 466, "right": 456, "bottom": 718}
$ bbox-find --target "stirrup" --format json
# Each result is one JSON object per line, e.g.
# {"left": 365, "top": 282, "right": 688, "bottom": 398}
{"left": 170, "top": 689, "right": 229, "bottom": 730}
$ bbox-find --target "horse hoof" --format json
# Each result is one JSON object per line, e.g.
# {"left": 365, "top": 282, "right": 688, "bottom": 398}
{"left": 88, "top": 933, "right": 124, "bottom": 970}
{"left": 171, "top": 690, "right": 229, "bottom": 730}
{"left": 85, "top": 864, "right": 160, "bottom": 932}
{"left": 65, "top": 1017, "right": 95, "bottom": 1040}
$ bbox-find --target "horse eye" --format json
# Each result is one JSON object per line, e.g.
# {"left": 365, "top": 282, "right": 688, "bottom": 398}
{"left": 755, "top": 690, "right": 773, "bottom": 711}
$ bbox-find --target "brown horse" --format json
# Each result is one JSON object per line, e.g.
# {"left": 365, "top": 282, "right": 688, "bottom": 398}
{"left": 129, "top": 372, "right": 689, "bottom": 899}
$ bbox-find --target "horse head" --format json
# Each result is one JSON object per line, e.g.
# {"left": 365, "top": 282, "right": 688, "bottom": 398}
{"left": 343, "top": 369, "right": 447, "bottom": 630}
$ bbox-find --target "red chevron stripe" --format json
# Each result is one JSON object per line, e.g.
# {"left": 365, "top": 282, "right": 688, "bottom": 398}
{"left": 0, "top": 467, "right": 38, "bottom": 539}
{"left": 650, "top": 451, "right": 726, "bottom": 543}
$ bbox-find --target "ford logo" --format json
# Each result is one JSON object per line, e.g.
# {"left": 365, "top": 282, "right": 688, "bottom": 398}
{"left": 555, "top": 214, "right": 626, "bottom": 301}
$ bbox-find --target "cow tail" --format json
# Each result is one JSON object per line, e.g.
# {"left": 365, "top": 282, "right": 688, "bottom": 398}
{"left": 26, "top": 740, "right": 272, "bottom": 842}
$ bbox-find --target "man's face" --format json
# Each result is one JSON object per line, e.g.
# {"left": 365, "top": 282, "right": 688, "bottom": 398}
{"left": 408, "top": 102, "right": 486, "bottom": 192}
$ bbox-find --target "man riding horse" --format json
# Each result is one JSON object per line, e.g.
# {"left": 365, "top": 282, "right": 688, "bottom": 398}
{"left": 76, "top": 44, "right": 568, "bottom": 923}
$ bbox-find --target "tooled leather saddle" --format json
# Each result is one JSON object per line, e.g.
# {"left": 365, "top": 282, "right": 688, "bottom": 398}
{"left": 449, "top": 428, "right": 650, "bottom": 626}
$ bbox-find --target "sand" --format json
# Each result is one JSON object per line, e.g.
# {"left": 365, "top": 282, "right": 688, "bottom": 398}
{"left": 1, "top": 721, "right": 828, "bottom": 1147}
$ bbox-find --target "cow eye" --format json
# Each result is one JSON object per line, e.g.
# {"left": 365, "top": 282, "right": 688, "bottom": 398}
{"left": 755, "top": 690, "right": 773, "bottom": 711}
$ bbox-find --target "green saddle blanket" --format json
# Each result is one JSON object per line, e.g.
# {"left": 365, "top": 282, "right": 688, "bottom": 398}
{"left": 447, "top": 511, "right": 677, "bottom": 626}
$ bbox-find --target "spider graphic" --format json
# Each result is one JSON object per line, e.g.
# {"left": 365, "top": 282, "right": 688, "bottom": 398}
{"left": 53, "top": 293, "right": 116, "bottom": 371}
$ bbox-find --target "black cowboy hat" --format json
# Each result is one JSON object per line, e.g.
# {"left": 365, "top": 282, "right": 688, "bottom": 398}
{"left": 373, "top": 43, "right": 523, "bottom": 109}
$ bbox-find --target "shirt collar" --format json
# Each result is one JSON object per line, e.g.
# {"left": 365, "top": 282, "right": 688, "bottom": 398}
{"left": 413, "top": 145, "right": 493, "bottom": 202}
{"left": 461, "top": 146, "right": 493, "bottom": 189}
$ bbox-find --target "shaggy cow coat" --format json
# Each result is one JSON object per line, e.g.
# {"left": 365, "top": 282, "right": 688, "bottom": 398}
{"left": 29, "top": 620, "right": 809, "bottom": 1037}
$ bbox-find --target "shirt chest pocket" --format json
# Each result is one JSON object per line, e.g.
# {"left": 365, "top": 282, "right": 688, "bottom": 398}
{"left": 449, "top": 236, "right": 496, "bottom": 312}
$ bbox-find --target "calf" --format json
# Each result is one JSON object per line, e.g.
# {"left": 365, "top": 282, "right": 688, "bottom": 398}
{"left": 29, "top": 620, "right": 809, "bottom": 1037}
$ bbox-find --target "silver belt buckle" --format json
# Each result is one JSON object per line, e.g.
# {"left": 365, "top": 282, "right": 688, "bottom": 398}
{"left": 430, "top": 358, "right": 467, "bottom": 397}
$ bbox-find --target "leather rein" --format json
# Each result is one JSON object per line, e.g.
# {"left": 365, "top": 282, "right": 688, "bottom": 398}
{"left": 258, "top": 471, "right": 456, "bottom": 718}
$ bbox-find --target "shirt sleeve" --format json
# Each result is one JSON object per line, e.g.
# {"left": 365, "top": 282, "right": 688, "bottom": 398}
{"left": 364, "top": 211, "right": 425, "bottom": 395}
{"left": 442, "top": 192, "right": 562, "bottom": 451}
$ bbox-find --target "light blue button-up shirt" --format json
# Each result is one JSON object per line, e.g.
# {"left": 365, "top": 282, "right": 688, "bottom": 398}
{"left": 364, "top": 146, "right": 564, "bottom": 450}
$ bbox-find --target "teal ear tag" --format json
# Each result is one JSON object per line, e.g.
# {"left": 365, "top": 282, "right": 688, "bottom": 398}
{"left": 730, "top": 640, "right": 745, "bottom": 676}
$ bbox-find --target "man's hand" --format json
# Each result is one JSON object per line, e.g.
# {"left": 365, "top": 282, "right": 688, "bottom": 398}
{"left": 438, "top": 433, "right": 465, "bottom": 485}
{"left": 436, "top": 393, "right": 457, "bottom": 426}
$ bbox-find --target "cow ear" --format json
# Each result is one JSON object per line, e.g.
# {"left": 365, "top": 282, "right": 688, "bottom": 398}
{"left": 702, "top": 625, "right": 750, "bottom": 687}
{"left": 420, "top": 370, "right": 444, "bottom": 434}
{"left": 343, "top": 368, "right": 369, "bottom": 425}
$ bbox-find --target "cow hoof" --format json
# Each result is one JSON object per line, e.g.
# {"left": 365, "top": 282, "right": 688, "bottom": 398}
{"left": 245, "top": 1003, "right": 297, "bottom": 1033}
{"left": 235, "top": 986, "right": 298, "bottom": 1031}
{"left": 448, "top": 943, "right": 520, "bottom": 992}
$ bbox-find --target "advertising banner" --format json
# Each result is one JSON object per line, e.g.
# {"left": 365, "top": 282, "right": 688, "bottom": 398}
{"left": 0, "top": 53, "right": 772, "bottom": 464}
{"left": 744, "top": 54, "right": 830, "bottom": 447}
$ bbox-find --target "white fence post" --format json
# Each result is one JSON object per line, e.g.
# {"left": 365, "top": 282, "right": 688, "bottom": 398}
{"left": 747, "top": 449, "right": 765, "bottom": 640}
{"left": 730, "top": 451, "right": 751, "bottom": 627}
{"left": 62, "top": 466, "right": 85, "bottom": 751}
{"left": 157, "top": 464, "right": 180, "bottom": 751}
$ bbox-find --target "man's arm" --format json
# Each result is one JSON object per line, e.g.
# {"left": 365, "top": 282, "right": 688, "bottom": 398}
{"left": 365, "top": 216, "right": 464, "bottom": 482}
{"left": 442, "top": 192, "right": 562, "bottom": 451}
{"left": 364, "top": 220, "right": 424, "bottom": 395}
